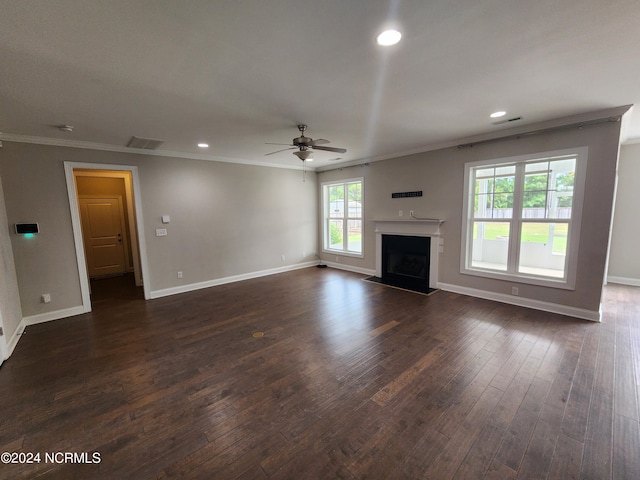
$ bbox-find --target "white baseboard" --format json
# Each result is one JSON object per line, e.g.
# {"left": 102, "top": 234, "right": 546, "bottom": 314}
{"left": 607, "top": 276, "right": 640, "bottom": 287}
{"left": 437, "top": 282, "right": 601, "bottom": 322}
{"left": 7, "top": 265, "right": 324, "bottom": 359}
{"left": 23, "top": 305, "right": 89, "bottom": 326}
{"left": 150, "top": 261, "right": 320, "bottom": 299}
{"left": 322, "top": 262, "right": 376, "bottom": 276}
{"left": 6, "top": 318, "right": 27, "bottom": 358}
{"left": 5, "top": 305, "right": 89, "bottom": 358}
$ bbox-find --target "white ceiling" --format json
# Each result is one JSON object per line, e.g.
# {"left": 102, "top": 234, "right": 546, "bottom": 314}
{"left": 1, "top": 0, "right": 640, "bottom": 170}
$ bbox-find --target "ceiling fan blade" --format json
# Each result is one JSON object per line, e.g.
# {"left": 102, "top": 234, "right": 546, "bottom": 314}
{"left": 265, "top": 147, "right": 295, "bottom": 156}
{"left": 265, "top": 142, "right": 293, "bottom": 146}
{"left": 309, "top": 138, "right": 330, "bottom": 146}
{"left": 312, "top": 145, "right": 347, "bottom": 154}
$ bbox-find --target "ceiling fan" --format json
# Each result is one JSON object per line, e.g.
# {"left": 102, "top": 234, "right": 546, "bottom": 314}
{"left": 265, "top": 124, "right": 346, "bottom": 161}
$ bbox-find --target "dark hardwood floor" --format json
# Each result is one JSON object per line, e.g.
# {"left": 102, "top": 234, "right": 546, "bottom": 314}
{"left": 0, "top": 268, "right": 638, "bottom": 479}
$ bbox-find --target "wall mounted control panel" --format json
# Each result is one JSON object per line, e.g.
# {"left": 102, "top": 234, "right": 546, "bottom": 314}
{"left": 15, "top": 223, "right": 39, "bottom": 235}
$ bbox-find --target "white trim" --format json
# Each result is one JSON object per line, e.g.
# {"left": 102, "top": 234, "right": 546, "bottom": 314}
{"left": 0, "top": 133, "right": 307, "bottom": 171}
{"left": 6, "top": 264, "right": 324, "bottom": 356}
{"left": 150, "top": 262, "right": 319, "bottom": 299}
{"left": 607, "top": 276, "right": 640, "bottom": 287}
{"left": 321, "top": 177, "right": 364, "bottom": 258}
{"left": 374, "top": 220, "right": 441, "bottom": 290}
{"left": 6, "top": 306, "right": 87, "bottom": 358}
{"left": 322, "top": 262, "right": 376, "bottom": 276}
{"left": 438, "top": 282, "right": 601, "bottom": 322}
{"left": 6, "top": 318, "right": 26, "bottom": 359}
{"left": 64, "top": 164, "right": 92, "bottom": 312}
{"left": 74, "top": 170, "right": 142, "bottom": 286}
{"left": 0, "top": 311, "right": 8, "bottom": 363}
{"left": 460, "top": 147, "right": 588, "bottom": 290}
{"left": 23, "top": 306, "right": 87, "bottom": 326}
{"left": 316, "top": 106, "right": 632, "bottom": 172}
{"left": 64, "top": 162, "right": 152, "bottom": 311}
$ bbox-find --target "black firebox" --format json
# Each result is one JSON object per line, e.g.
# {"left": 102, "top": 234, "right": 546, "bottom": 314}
{"left": 381, "top": 235, "right": 431, "bottom": 293}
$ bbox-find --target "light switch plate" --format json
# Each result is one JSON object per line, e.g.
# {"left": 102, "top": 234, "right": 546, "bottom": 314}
{"left": 161, "top": 215, "right": 170, "bottom": 224}
{"left": 156, "top": 228, "right": 167, "bottom": 237}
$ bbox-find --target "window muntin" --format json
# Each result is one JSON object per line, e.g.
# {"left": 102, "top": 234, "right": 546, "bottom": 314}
{"left": 323, "top": 178, "right": 363, "bottom": 255}
{"left": 462, "top": 149, "right": 586, "bottom": 289}
{"left": 522, "top": 157, "right": 575, "bottom": 219}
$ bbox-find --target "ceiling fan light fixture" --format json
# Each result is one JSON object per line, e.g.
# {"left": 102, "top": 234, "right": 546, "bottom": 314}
{"left": 293, "top": 150, "right": 313, "bottom": 161}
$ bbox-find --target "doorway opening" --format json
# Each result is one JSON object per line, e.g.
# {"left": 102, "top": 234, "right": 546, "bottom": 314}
{"left": 64, "top": 162, "right": 150, "bottom": 313}
{"left": 90, "top": 273, "right": 144, "bottom": 310}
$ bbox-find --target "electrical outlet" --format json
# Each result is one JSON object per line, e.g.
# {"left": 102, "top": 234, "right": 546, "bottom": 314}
{"left": 399, "top": 210, "right": 403, "bottom": 217}
{"left": 410, "top": 210, "right": 414, "bottom": 217}
{"left": 281, "top": 254, "right": 286, "bottom": 262}
{"left": 177, "top": 271, "right": 183, "bottom": 279}
{"left": 42, "top": 293, "right": 51, "bottom": 303}
{"left": 511, "top": 286, "right": 519, "bottom": 296}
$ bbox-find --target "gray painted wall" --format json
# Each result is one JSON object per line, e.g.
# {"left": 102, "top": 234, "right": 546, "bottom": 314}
{"left": 0, "top": 110, "right": 627, "bottom": 350}
{"left": 0, "top": 143, "right": 317, "bottom": 327}
{"left": 318, "top": 119, "right": 622, "bottom": 314}
{"left": 608, "top": 143, "right": 640, "bottom": 284}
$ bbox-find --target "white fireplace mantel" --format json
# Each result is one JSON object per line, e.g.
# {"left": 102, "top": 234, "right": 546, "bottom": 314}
{"left": 374, "top": 219, "right": 443, "bottom": 289}
{"left": 373, "top": 218, "right": 444, "bottom": 236}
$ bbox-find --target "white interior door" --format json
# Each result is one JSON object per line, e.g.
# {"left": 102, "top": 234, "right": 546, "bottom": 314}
{"left": 79, "top": 196, "right": 128, "bottom": 278}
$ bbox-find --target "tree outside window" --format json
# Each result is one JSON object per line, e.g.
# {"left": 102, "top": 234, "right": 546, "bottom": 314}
{"left": 462, "top": 149, "right": 586, "bottom": 289}
{"left": 323, "top": 179, "right": 363, "bottom": 255}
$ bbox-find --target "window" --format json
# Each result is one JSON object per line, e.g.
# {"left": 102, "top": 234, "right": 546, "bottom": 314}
{"left": 322, "top": 178, "right": 363, "bottom": 255}
{"left": 461, "top": 148, "right": 587, "bottom": 289}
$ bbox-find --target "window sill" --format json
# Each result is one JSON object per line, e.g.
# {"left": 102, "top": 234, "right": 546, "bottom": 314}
{"left": 323, "top": 249, "right": 364, "bottom": 259}
{"left": 461, "top": 266, "right": 575, "bottom": 290}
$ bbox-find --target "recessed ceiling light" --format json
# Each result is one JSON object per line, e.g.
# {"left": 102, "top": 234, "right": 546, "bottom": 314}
{"left": 490, "top": 111, "right": 506, "bottom": 118}
{"left": 377, "top": 29, "right": 402, "bottom": 46}
{"left": 197, "top": 143, "right": 209, "bottom": 148}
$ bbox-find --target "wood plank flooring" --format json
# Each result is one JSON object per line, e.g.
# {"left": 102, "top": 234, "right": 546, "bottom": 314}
{"left": 0, "top": 268, "right": 639, "bottom": 479}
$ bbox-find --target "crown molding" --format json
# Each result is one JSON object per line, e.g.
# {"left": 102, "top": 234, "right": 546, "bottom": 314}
{"left": 317, "top": 105, "right": 633, "bottom": 172}
{"left": 0, "top": 133, "right": 307, "bottom": 171}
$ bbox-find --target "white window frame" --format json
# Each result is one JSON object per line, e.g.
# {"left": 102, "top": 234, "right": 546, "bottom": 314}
{"left": 460, "top": 147, "right": 588, "bottom": 290}
{"left": 322, "top": 177, "right": 364, "bottom": 257}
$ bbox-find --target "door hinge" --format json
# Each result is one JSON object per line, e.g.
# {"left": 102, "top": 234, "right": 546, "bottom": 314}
{"left": 0, "top": 327, "right": 4, "bottom": 336}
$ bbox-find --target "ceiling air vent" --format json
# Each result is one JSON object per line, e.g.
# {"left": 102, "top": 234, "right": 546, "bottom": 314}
{"left": 492, "top": 116, "right": 523, "bottom": 126}
{"left": 127, "top": 136, "right": 165, "bottom": 150}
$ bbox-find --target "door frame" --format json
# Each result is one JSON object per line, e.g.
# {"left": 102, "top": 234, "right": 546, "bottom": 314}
{"left": 0, "top": 311, "right": 7, "bottom": 365}
{"left": 79, "top": 194, "right": 130, "bottom": 278}
{"left": 64, "top": 162, "right": 151, "bottom": 311}
{"left": 74, "top": 171, "right": 142, "bottom": 284}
